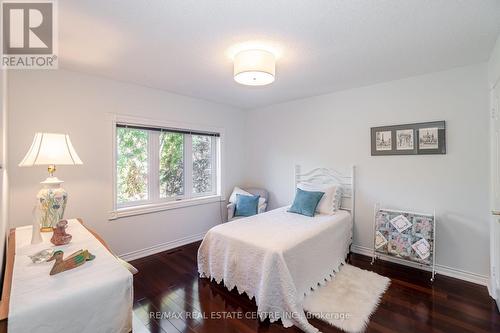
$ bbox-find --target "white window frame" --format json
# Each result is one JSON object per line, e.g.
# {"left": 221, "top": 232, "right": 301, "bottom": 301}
{"left": 109, "top": 114, "right": 224, "bottom": 220}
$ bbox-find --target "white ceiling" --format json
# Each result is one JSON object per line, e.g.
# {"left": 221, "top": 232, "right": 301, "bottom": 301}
{"left": 59, "top": 0, "right": 500, "bottom": 109}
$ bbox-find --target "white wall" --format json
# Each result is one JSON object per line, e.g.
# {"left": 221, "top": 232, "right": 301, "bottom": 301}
{"left": 488, "top": 33, "right": 500, "bottom": 300}
{"left": 6, "top": 63, "right": 491, "bottom": 279}
{"left": 489, "top": 34, "right": 500, "bottom": 88}
{"left": 243, "top": 63, "right": 490, "bottom": 277}
{"left": 7, "top": 69, "right": 245, "bottom": 257}
{"left": 0, "top": 69, "right": 8, "bottom": 274}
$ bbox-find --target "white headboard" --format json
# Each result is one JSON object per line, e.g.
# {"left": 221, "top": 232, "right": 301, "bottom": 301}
{"left": 294, "top": 165, "right": 355, "bottom": 220}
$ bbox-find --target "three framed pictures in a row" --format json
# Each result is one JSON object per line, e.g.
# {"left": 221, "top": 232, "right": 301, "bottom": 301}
{"left": 370, "top": 121, "right": 446, "bottom": 156}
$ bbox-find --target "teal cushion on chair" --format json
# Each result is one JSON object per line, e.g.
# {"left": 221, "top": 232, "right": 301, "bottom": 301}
{"left": 288, "top": 188, "right": 325, "bottom": 217}
{"left": 234, "top": 194, "right": 260, "bottom": 217}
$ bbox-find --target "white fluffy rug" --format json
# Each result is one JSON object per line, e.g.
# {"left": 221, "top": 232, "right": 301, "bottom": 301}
{"left": 303, "top": 264, "right": 390, "bottom": 333}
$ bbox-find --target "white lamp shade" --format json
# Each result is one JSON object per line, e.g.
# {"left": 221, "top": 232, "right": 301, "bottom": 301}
{"left": 234, "top": 49, "right": 275, "bottom": 86}
{"left": 19, "top": 133, "right": 83, "bottom": 166}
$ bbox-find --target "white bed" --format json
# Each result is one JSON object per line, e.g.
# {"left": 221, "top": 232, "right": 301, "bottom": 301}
{"left": 198, "top": 166, "right": 355, "bottom": 333}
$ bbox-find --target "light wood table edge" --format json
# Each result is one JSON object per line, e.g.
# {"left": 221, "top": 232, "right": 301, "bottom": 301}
{"left": 0, "top": 228, "right": 15, "bottom": 321}
{"left": 0, "top": 218, "right": 114, "bottom": 322}
{"left": 76, "top": 218, "right": 114, "bottom": 254}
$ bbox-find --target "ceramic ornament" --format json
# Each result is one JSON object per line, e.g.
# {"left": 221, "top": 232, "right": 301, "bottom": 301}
{"left": 47, "top": 249, "right": 96, "bottom": 276}
{"left": 50, "top": 220, "right": 72, "bottom": 245}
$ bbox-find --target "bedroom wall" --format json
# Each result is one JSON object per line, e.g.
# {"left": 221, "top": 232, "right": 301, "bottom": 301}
{"left": 0, "top": 69, "right": 8, "bottom": 276}
{"left": 489, "top": 34, "right": 500, "bottom": 87}
{"left": 488, "top": 34, "right": 500, "bottom": 299}
{"left": 243, "top": 63, "right": 490, "bottom": 279}
{"left": 7, "top": 69, "right": 245, "bottom": 258}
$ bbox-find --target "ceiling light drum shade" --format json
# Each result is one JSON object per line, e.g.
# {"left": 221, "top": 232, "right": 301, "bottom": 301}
{"left": 19, "top": 133, "right": 83, "bottom": 166}
{"left": 234, "top": 49, "right": 275, "bottom": 86}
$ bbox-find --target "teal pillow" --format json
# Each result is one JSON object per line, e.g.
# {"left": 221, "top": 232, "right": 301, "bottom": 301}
{"left": 235, "top": 194, "right": 260, "bottom": 217}
{"left": 288, "top": 188, "right": 325, "bottom": 217}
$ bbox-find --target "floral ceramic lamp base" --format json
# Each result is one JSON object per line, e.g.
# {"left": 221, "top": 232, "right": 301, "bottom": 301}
{"left": 36, "top": 177, "right": 67, "bottom": 232}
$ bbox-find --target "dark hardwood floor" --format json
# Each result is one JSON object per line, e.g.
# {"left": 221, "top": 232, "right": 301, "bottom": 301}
{"left": 130, "top": 241, "right": 500, "bottom": 333}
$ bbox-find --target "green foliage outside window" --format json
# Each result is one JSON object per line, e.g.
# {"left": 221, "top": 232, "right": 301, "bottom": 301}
{"left": 117, "top": 127, "right": 215, "bottom": 205}
{"left": 192, "top": 135, "right": 212, "bottom": 194}
{"left": 117, "top": 128, "right": 148, "bottom": 203}
{"left": 160, "top": 132, "right": 184, "bottom": 197}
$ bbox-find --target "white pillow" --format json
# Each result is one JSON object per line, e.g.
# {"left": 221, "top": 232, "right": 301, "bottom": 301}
{"left": 229, "top": 187, "right": 266, "bottom": 206}
{"left": 297, "top": 182, "right": 340, "bottom": 215}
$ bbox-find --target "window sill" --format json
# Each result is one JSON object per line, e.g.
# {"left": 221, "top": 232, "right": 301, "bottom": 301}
{"left": 109, "top": 195, "right": 224, "bottom": 220}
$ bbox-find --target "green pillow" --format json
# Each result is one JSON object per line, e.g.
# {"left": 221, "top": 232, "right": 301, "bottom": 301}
{"left": 287, "top": 188, "right": 324, "bottom": 217}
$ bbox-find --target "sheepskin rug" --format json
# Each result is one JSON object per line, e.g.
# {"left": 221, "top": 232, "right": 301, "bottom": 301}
{"left": 303, "top": 264, "right": 390, "bottom": 333}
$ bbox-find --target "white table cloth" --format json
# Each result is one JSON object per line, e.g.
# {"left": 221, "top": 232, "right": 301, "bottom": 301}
{"left": 9, "top": 219, "right": 133, "bottom": 333}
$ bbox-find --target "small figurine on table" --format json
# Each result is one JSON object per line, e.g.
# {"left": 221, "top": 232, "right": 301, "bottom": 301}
{"left": 47, "top": 249, "right": 96, "bottom": 275}
{"left": 50, "top": 220, "right": 72, "bottom": 246}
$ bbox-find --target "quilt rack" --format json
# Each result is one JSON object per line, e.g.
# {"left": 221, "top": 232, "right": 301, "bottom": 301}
{"left": 372, "top": 204, "right": 436, "bottom": 281}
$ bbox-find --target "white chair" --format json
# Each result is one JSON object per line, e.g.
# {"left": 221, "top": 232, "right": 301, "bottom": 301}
{"left": 227, "top": 187, "right": 269, "bottom": 221}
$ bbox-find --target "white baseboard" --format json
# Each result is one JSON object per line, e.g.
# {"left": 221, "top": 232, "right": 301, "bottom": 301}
{"left": 351, "top": 244, "right": 490, "bottom": 287}
{"left": 119, "top": 232, "right": 206, "bottom": 262}
{"left": 118, "top": 238, "right": 490, "bottom": 289}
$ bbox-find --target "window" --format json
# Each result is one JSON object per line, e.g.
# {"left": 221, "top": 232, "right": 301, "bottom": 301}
{"left": 114, "top": 122, "right": 220, "bottom": 213}
{"left": 116, "top": 127, "right": 149, "bottom": 204}
{"left": 159, "top": 131, "right": 184, "bottom": 198}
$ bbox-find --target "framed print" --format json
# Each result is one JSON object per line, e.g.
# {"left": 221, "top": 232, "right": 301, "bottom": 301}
{"left": 396, "top": 129, "right": 414, "bottom": 150}
{"left": 371, "top": 121, "right": 445, "bottom": 155}
{"left": 375, "top": 131, "right": 392, "bottom": 151}
{"left": 416, "top": 121, "right": 446, "bottom": 154}
{"left": 419, "top": 128, "right": 439, "bottom": 149}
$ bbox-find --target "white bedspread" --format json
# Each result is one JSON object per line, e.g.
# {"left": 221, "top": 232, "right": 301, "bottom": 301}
{"left": 9, "top": 219, "right": 133, "bottom": 333}
{"left": 197, "top": 207, "right": 352, "bottom": 333}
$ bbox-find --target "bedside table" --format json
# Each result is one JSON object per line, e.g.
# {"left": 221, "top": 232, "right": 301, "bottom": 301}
{"left": 0, "top": 218, "right": 133, "bottom": 333}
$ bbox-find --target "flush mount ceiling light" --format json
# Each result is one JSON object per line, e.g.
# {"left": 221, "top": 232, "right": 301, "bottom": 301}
{"left": 233, "top": 49, "right": 276, "bottom": 86}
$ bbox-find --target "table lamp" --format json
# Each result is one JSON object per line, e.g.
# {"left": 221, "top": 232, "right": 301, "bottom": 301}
{"left": 19, "top": 133, "right": 83, "bottom": 232}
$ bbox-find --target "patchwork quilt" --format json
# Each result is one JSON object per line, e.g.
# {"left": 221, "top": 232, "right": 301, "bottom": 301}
{"left": 375, "top": 209, "right": 434, "bottom": 265}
